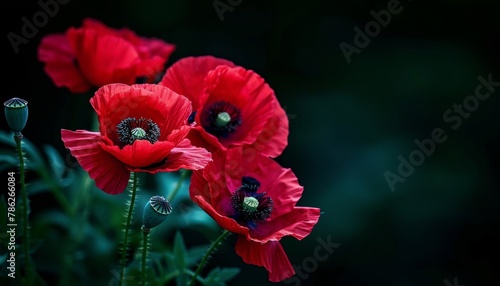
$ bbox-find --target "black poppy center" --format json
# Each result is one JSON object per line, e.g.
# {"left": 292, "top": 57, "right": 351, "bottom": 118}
{"left": 116, "top": 117, "right": 160, "bottom": 146}
{"left": 231, "top": 176, "right": 273, "bottom": 229}
{"left": 202, "top": 101, "right": 242, "bottom": 138}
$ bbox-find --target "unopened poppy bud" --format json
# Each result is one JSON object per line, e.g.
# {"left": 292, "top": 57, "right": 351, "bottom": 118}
{"left": 142, "top": 195, "right": 172, "bottom": 230}
{"left": 4, "top": 97, "right": 28, "bottom": 135}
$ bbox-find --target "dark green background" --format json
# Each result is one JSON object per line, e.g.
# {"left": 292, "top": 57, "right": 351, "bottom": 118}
{"left": 3, "top": 0, "right": 500, "bottom": 285}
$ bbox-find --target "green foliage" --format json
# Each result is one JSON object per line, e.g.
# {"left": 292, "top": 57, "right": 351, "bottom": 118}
{"left": 0, "top": 130, "right": 240, "bottom": 285}
{"left": 173, "top": 231, "right": 188, "bottom": 286}
{"left": 203, "top": 267, "right": 240, "bottom": 286}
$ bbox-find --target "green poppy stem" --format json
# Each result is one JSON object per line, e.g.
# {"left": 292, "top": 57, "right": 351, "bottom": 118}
{"left": 15, "top": 134, "right": 32, "bottom": 285}
{"left": 119, "top": 172, "right": 139, "bottom": 286}
{"left": 188, "top": 230, "right": 231, "bottom": 286}
{"left": 166, "top": 169, "right": 189, "bottom": 202}
{"left": 141, "top": 229, "right": 149, "bottom": 286}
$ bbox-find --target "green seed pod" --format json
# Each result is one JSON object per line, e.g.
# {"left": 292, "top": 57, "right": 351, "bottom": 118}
{"left": 4, "top": 97, "right": 28, "bottom": 135}
{"left": 215, "top": 112, "right": 231, "bottom": 127}
{"left": 142, "top": 195, "right": 172, "bottom": 230}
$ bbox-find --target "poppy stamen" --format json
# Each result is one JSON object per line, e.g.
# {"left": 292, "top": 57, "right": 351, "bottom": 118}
{"left": 231, "top": 176, "right": 273, "bottom": 228}
{"left": 117, "top": 117, "right": 160, "bottom": 146}
{"left": 202, "top": 100, "right": 242, "bottom": 138}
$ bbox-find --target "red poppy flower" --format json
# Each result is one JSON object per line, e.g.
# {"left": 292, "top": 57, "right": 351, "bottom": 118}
{"left": 38, "top": 18, "right": 176, "bottom": 93}
{"left": 159, "top": 56, "right": 289, "bottom": 158}
{"left": 61, "top": 83, "right": 211, "bottom": 195}
{"left": 189, "top": 147, "right": 321, "bottom": 282}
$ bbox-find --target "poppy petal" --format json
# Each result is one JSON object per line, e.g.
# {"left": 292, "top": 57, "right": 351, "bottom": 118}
{"left": 189, "top": 169, "right": 213, "bottom": 201}
{"left": 189, "top": 125, "right": 225, "bottom": 152}
{"left": 81, "top": 18, "right": 125, "bottom": 37}
{"left": 262, "top": 167, "right": 305, "bottom": 218}
{"left": 191, "top": 194, "right": 249, "bottom": 236}
{"left": 235, "top": 238, "right": 294, "bottom": 282}
{"left": 80, "top": 19, "right": 174, "bottom": 80}
{"left": 61, "top": 129, "right": 130, "bottom": 194}
{"left": 223, "top": 148, "right": 305, "bottom": 217}
{"left": 200, "top": 66, "right": 275, "bottom": 148}
{"left": 67, "top": 28, "right": 139, "bottom": 87}
{"left": 101, "top": 140, "right": 174, "bottom": 168}
{"left": 190, "top": 149, "right": 233, "bottom": 215}
{"left": 166, "top": 125, "right": 192, "bottom": 146}
{"left": 137, "top": 38, "right": 176, "bottom": 61}
{"left": 248, "top": 102, "right": 289, "bottom": 158}
{"left": 37, "top": 34, "right": 91, "bottom": 93}
{"left": 159, "top": 55, "right": 235, "bottom": 109}
{"left": 250, "top": 207, "right": 321, "bottom": 242}
{"left": 90, "top": 83, "right": 191, "bottom": 144}
{"left": 153, "top": 139, "right": 212, "bottom": 172}
{"left": 185, "top": 127, "right": 220, "bottom": 153}
{"left": 136, "top": 84, "right": 192, "bottom": 135}
{"left": 135, "top": 57, "right": 166, "bottom": 81}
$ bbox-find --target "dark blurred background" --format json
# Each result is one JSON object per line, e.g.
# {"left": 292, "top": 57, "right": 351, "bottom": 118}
{"left": 3, "top": 0, "right": 500, "bottom": 285}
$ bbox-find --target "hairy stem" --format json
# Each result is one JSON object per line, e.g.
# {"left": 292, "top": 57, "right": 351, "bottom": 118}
{"left": 15, "top": 135, "right": 32, "bottom": 285}
{"left": 166, "top": 169, "right": 189, "bottom": 202}
{"left": 119, "top": 172, "right": 139, "bottom": 286}
{"left": 188, "top": 230, "right": 231, "bottom": 286}
{"left": 141, "top": 230, "right": 149, "bottom": 286}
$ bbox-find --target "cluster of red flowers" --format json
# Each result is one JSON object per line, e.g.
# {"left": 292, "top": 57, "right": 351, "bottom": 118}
{"left": 39, "top": 18, "right": 320, "bottom": 282}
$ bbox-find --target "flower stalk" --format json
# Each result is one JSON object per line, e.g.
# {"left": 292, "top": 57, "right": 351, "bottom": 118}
{"left": 119, "top": 172, "right": 139, "bottom": 286}
{"left": 141, "top": 227, "right": 150, "bottom": 286}
{"left": 166, "top": 169, "right": 189, "bottom": 202}
{"left": 16, "top": 134, "right": 33, "bottom": 285}
{"left": 141, "top": 195, "right": 172, "bottom": 285}
{"left": 4, "top": 97, "right": 33, "bottom": 284}
{"left": 188, "top": 230, "right": 231, "bottom": 286}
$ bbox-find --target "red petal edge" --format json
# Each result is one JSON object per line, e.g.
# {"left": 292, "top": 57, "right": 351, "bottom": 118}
{"left": 235, "top": 237, "right": 295, "bottom": 282}
{"left": 61, "top": 129, "right": 130, "bottom": 194}
{"left": 128, "top": 139, "right": 212, "bottom": 173}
